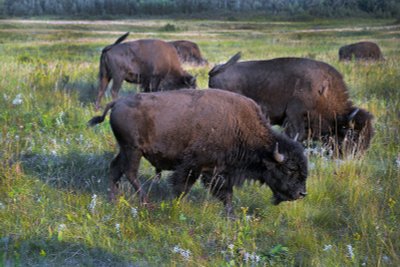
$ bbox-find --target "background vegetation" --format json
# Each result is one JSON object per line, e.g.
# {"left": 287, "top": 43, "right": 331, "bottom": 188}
{"left": 1, "top": 0, "right": 400, "bottom": 18}
{"left": 0, "top": 17, "right": 399, "bottom": 266}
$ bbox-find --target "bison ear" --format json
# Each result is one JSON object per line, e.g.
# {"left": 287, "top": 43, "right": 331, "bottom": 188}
{"left": 319, "top": 80, "right": 329, "bottom": 97}
{"left": 274, "top": 143, "right": 285, "bottom": 163}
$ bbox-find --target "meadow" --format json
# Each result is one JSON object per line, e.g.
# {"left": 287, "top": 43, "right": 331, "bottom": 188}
{"left": 0, "top": 17, "right": 399, "bottom": 266}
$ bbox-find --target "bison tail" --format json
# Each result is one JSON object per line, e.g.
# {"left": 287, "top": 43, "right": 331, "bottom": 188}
{"left": 208, "top": 52, "right": 241, "bottom": 77}
{"left": 113, "top": 32, "right": 130, "bottom": 45}
{"left": 87, "top": 100, "right": 117, "bottom": 127}
{"left": 101, "top": 32, "right": 130, "bottom": 54}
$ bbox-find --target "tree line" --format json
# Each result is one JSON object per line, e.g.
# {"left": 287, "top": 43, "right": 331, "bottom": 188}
{"left": 2, "top": 0, "right": 399, "bottom": 18}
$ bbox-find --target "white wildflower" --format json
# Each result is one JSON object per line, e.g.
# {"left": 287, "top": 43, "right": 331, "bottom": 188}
{"left": 12, "top": 94, "right": 23, "bottom": 105}
{"left": 382, "top": 255, "right": 390, "bottom": 263}
{"left": 308, "top": 162, "right": 316, "bottom": 170}
{"left": 0, "top": 202, "right": 5, "bottom": 209}
{"left": 243, "top": 252, "right": 250, "bottom": 262}
{"left": 228, "top": 244, "right": 234, "bottom": 256}
{"left": 172, "top": 245, "right": 191, "bottom": 261}
{"left": 115, "top": 223, "right": 121, "bottom": 236}
{"left": 396, "top": 154, "right": 400, "bottom": 169}
{"left": 56, "top": 111, "right": 64, "bottom": 126}
{"left": 243, "top": 252, "right": 261, "bottom": 263}
{"left": 88, "top": 194, "right": 97, "bottom": 213}
{"left": 131, "top": 207, "right": 138, "bottom": 218}
{"left": 323, "top": 244, "right": 332, "bottom": 251}
{"left": 181, "top": 249, "right": 191, "bottom": 260}
{"left": 58, "top": 224, "right": 66, "bottom": 232}
{"left": 347, "top": 244, "right": 355, "bottom": 260}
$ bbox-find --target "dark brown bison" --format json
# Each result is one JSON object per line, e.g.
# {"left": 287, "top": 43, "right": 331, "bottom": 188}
{"left": 95, "top": 33, "right": 196, "bottom": 109}
{"left": 339, "top": 41, "right": 383, "bottom": 61}
{"left": 169, "top": 40, "right": 208, "bottom": 66}
{"left": 88, "top": 89, "right": 308, "bottom": 216}
{"left": 209, "top": 53, "right": 374, "bottom": 156}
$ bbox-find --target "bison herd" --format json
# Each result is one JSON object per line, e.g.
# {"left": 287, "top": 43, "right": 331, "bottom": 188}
{"left": 90, "top": 32, "right": 379, "bottom": 215}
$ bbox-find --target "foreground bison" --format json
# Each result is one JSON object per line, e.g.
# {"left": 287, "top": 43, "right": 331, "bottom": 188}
{"left": 95, "top": 33, "right": 196, "bottom": 109}
{"left": 209, "top": 53, "right": 374, "bottom": 156}
{"left": 339, "top": 41, "right": 383, "bottom": 61}
{"left": 169, "top": 40, "right": 208, "bottom": 65}
{"left": 88, "top": 89, "right": 308, "bottom": 216}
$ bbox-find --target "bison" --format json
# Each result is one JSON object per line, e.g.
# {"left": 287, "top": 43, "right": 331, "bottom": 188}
{"left": 209, "top": 53, "right": 374, "bottom": 156}
{"left": 169, "top": 40, "right": 208, "bottom": 66}
{"left": 88, "top": 89, "right": 308, "bottom": 216}
{"left": 95, "top": 33, "right": 196, "bottom": 109}
{"left": 339, "top": 41, "right": 383, "bottom": 61}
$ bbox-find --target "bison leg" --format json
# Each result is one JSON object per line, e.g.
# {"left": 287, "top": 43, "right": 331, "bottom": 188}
{"left": 140, "top": 77, "right": 151, "bottom": 92}
{"left": 109, "top": 152, "right": 124, "bottom": 201}
{"left": 95, "top": 76, "right": 111, "bottom": 110}
{"left": 110, "top": 77, "right": 123, "bottom": 100}
{"left": 201, "top": 173, "right": 234, "bottom": 218}
{"left": 170, "top": 166, "right": 200, "bottom": 200}
{"left": 123, "top": 149, "right": 149, "bottom": 205}
{"left": 153, "top": 168, "right": 162, "bottom": 183}
{"left": 284, "top": 101, "right": 307, "bottom": 141}
{"left": 149, "top": 76, "right": 161, "bottom": 92}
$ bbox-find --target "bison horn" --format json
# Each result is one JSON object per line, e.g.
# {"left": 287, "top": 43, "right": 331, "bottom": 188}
{"left": 348, "top": 108, "right": 359, "bottom": 121}
{"left": 274, "top": 143, "right": 285, "bottom": 163}
{"left": 293, "top": 133, "right": 299, "bottom": 142}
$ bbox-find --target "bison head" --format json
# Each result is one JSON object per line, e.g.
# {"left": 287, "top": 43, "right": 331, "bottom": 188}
{"left": 262, "top": 136, "right": 308, "bottom": 205}
{"left": 337, "top": 107, "right": 374, "bottom": 155}
{"left": 160, "top": 72, "right": 196, "bottom": 90}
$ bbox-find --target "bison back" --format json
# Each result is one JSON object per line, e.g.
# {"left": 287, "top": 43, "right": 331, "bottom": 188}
{"left": 109, "top": 89, "right": 271, "bottom": 170}
{"left": 209, "top": 58, "right": 351, "bottom": 124}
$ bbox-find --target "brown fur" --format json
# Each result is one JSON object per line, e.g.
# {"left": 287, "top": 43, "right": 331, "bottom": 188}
{"left": 95, "top": 34, "right": 196, "bottom": 109}
{"left": 169, "top": 40, "right": 208, "bottom": 66}
{"left": 209, "top": 55, "right": 374, "bottom": 155}
{"left": 339, "top": 41, "right": 384, "bottom": 61}
{"left": 88, "top": 89, "right": 308, "bottom": 216}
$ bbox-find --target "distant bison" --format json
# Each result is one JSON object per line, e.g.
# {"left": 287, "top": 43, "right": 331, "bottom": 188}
{"left": 95, "top": 33, "right": 196, "bottom": 109}
{"left": 169, "top": 40, "right": 208, "bottom": 66}
{"left": 209, "top": 53, "right": 374, "bottom": 156}
{"left": 339, "top": 41, "right": 383, "bottom": 61}
{"left": 88, "top": 89, "right": 308, "bottom": 216}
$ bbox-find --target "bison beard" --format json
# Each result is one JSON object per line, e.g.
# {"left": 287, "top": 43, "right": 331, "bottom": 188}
{"left": 95, "top": 33, "right": 196, "bottom": 110}
{"left": 208, "top": 53, "right": 374, "bottom": 156}
{"left": 88, "top": 89, "right": 308, "bottom": 216}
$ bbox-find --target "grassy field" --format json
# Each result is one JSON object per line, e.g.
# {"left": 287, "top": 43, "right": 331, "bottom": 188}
{"left": 0, "top": 17, "right": 399, "bottom": 266}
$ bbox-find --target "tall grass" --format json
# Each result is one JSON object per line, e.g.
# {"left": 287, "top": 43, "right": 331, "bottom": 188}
{"left": 0, "top": 18, "right": 399, "bottom": 266}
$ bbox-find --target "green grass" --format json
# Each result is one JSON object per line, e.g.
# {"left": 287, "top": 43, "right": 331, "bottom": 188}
{"left": 0, "top": 18, "right": 399, "bottom": 266}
